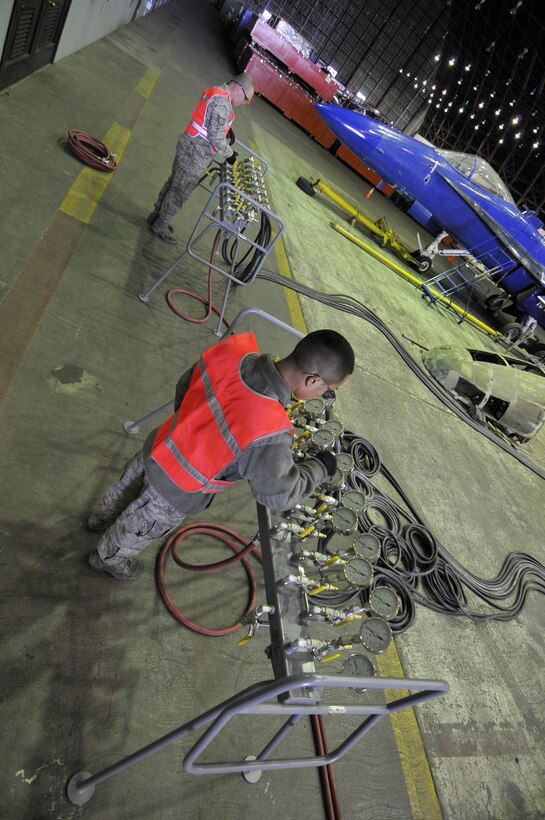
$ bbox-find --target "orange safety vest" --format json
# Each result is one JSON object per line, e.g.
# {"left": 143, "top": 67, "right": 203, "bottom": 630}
{"left": 185, "top": 86, "right": 235, "bottom": 151}
{"left": 151, "top": 333, "right": 294, "bottom": 494}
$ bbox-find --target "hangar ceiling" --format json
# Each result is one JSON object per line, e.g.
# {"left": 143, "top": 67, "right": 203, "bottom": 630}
{"left": 242, "top": 0, "right": 545, "bottom": 217}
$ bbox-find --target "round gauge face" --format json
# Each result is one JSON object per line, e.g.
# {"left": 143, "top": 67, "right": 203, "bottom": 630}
{"left": 330, "top": 507, "right": 358, "bottom": 535}
{"left": 335, "top": 452, "right": 354, "bottom": 475}
{"left": 343, "top": 557, "right": 373, "bottom": 588}
{"left": 322, "top": 419, "right": 344, "bottom": 439}
{"left": 311, "top": 428, "right": 335, "bottom": 449}
{"left": 325, "top": 468, "right": 345, "bottom": 491}
{"left": 353, "top": 533, "right": 381, "bottom": 563}
{"left": 359, "top": 616, "right": 392, "bottom": 655}
{"left": 303, "top": 398, "right": 326, "bottom": 419}
{"left": 341, "top": 490, "right": 366, "bottom": 514}
{"left": 369, "top": 585, "right": 401, "bottom": 620}
{"left": 342, "top": 653, "right": 376, "bottom": 681}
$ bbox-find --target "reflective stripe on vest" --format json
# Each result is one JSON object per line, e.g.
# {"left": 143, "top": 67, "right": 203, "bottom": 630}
{"left": 186, "top": 87, "right": 235, "bottom": 148}
{"left": 150, "top": 333, "right": 294, "bottom": 494}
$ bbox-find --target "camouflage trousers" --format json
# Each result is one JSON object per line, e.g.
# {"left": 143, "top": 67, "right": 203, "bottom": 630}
{"left": 91, "top": 452, "right": 186, "bottom": 565}
{"left": 154, "top": 134, "right": 214, "bottom": 225}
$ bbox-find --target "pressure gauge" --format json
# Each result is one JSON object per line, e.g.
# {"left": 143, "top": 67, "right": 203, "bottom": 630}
{"left": 322, "top": 419, "right": 344, "bottom": 439}
{"left": 353, "top": 532, "right": 381, "bottom": 563}
{"left": 343, "top": 557, "right": 373, "bottom": 589}
{"left": 325, "top": 468, "right": 345, "bottom": 491}
{"left": 303, "top": 398, "right": 326, "bottom": 419}
{"left": 359, "top": 616, "right": 392, "bottom": 655}
{"left": 311, "top": 428, "right": 335, "bottom": 449}
{"left": 341, "top": 490, "right": 366, "bottom": 514}
{"left": 342, "top": 653, "right": 376, "bottom": 690}
{"left": 330, "top": 507, "right": 358, "bottom": 535}
{"left": 335, "top": 452, "right": 354, "bottom": 475}
{"left": 369, "top": 585, "right": 401, "bottom": 620}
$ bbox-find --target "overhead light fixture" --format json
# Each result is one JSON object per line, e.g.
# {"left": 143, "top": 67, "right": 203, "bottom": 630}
{"left": 512, "top": 116, "right": 520, "bottom": 124}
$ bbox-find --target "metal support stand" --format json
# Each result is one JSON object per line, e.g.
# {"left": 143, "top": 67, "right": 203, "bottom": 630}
{"left": 67, "top": 670, "right": 447, "bottom": 805}
{"left": 66, "top": 499, "right": 448, "bottom": 806}
{"left": 138, "top": 142, "right": 283, "bottom": 334}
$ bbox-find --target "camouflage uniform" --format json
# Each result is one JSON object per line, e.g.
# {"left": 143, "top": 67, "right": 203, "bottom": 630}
{"left": 89, "top": 451, "right": 186, "bottom": 564}
{"left": 151, "top": 84, "right": 235, "bottom": 227}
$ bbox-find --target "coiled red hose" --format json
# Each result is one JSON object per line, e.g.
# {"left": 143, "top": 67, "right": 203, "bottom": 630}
{"left": 156, "top": 522, "right": 261, "bottom": 636}
{"left": 67, "top": 129, "right": 117, "bottom": 172}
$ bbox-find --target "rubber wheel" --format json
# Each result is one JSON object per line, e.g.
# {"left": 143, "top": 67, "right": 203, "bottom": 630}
{"left": 418, "top": 258, "right": 432, "bottom": 273}
{"left": 296, "top": 177, "right": 316, "bottom": 197}
{"left": 502, "top": 322, "right": 523, "bottom": 342}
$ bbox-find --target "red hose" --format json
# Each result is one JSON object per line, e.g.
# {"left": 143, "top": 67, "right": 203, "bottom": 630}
{"left": 67, "top": 130, "right": 117, "bottom": 172}
{"left": 311, "top": 714, "right": 343, "bottom": 819}
{"left": 156, "top": 522, "right": 260, "bottom": 637}
{"left": 166, "top": 229, "right": 230, "bottom": 327}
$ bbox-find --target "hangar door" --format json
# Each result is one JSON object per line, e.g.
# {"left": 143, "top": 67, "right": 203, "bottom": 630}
{"left": 0, "top": 0, "right": 71, "bottom": 91}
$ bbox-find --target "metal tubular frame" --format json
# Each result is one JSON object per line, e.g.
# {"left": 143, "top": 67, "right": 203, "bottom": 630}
{"left": 137, "top": 142, "right": 283, "bottom": 336}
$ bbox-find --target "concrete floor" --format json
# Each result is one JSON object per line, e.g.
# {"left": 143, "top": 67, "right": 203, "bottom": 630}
{"left": 1, "top": 2, "right": 545, "bottom": 818}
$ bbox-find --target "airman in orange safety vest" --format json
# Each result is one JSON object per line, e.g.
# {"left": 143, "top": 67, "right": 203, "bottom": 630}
{"left": 148, "top": 73, "right": 255, "bottom": 244}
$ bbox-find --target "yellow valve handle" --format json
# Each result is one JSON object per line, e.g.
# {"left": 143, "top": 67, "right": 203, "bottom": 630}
{"left": 287, "top": 400, "right": 303, "bottom": 415}
{"left": 308, "top": 585, "right": 327, "bottom": 595}
{"left": 323, "top": 555, "right": 342, "bottom": 567}
{"left": 335, "top": 615, "right": 362, "bottom": 626}
{"left": 237, "top": 635, "right": 252, "bottom": 646}
{"left": 319, "top": 653, "right": 342, "bottom": 663}
{"left": 313, "top": 503, "right": 328, "bottom": 516}
{"left": 300, "top": 525, "right": 316, "bottom": 538}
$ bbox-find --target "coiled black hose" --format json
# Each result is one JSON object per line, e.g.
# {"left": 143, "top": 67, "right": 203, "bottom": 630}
{"left": 336, "top": 430, "right": 545, "bottom": 626}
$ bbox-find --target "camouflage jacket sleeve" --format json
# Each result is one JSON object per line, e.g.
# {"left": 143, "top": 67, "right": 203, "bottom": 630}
{"left": 234, "top": 433, "right": 328, "bottom": 511}
{"left": 205, "top": 93, "right": 234, "bottom": 158}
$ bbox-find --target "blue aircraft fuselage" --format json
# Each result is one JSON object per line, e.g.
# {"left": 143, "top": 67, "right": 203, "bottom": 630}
{"left": 316, "top": 104, "right": 545, "bottom": 327}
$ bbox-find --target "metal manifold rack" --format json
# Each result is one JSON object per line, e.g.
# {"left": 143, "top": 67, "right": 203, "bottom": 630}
{"left": 218, "top": 156, "right": 271, "bottom": 224}
{"left": 252, "top": 395, "right": 406, "bottom": 700}
{"left": 138, "top": 142, "right": 285, "bottom": 335}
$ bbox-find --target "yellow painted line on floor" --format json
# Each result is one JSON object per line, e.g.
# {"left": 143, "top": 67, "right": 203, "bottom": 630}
{"left": 274, "top": 239, "right": 308, "bottom": 334}
{"left": 60, "top": 122, "right": 131, "bottom": 224}
{"left": 377, "top": 646, "right": 443, "bottom": 820}
{"left": 135, "top": 66, "right": 161, "bottom": 98}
